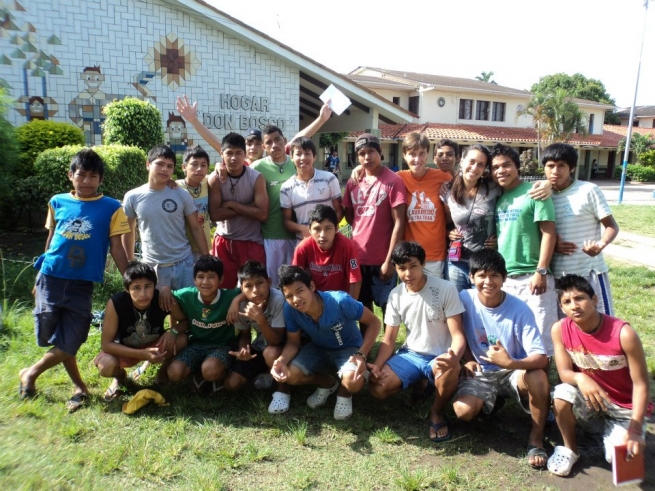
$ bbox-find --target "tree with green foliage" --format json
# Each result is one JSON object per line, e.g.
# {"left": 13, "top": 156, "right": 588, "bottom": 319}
{"left": 102, "top": 97, "right": 164, "bottom": 151}
{"left": 319, "top": 132, "right": 349, "bottom": 152}
{"left": 0, "top": 88, "right": 18, "bottom": 219}
{"left": 475, "top": 71, "right": 497, "bottom": 84}
{"left": 618, "top": 133, "right": 655, "bottom": 162}
{"left": 530, "top": 72, "right": 619, "bottom": 124}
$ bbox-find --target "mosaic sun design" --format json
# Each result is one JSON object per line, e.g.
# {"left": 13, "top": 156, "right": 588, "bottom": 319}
{"left": 144, "top": 33, "right": 200, "bottom": 90}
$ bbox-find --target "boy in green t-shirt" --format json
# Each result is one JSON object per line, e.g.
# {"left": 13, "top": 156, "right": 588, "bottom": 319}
{"left": 166, "top": 255, "right": 246, "bottom": 392}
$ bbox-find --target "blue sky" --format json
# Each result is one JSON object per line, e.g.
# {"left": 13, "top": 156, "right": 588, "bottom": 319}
{"left": 211, "top": 0, "right": 655, "bottom": 109}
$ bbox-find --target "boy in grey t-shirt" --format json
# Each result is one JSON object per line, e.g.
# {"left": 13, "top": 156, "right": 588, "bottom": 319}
{"left": 123, "top": 146, "right": 209, "bottom": 310}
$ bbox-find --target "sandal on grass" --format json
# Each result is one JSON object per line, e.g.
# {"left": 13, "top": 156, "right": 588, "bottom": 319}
{"left": 66, "top": 392, "right": 88, "bottom": 413}
{"left": 103, "top": 380, "right": 124, "bottom": 402}
{"left": 129, "top": 362, "right": 150, "bottom": 381}
{"left": 429, "top": 420, "right": 451, "bottom": 443}
{"left": 18, "top": 369, "right": 36, "bottom": 400}
{"left": 527, "top": 445, "right": 548, "bottom": 469}
{"left": 547, "top": 445, "right": 579, "bottom": 476}
{"left": 306, "top": 381, "right": 339, "bottom": 409}
{"left": 268, "top": 391, "right": 291, "bottom": 414}
{"left": 333, "top": 396, "right": 353, "bottom": 420}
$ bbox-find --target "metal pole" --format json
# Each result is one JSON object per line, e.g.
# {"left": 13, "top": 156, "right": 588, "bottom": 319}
{"left": 619, "top": 0, "right": 650, "bottom": 204}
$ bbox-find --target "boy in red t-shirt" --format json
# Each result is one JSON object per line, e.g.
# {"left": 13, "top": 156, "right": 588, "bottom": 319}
{"left": 293, "top": 205, "right": 361, "bottom": 299}
{"left": 547, "top": 274, "right": 651, "bottom": 477}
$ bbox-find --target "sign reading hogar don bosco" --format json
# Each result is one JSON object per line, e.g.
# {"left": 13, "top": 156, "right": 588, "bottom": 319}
{"left": 202, "top": 93, "right": 289, "bottom": 131}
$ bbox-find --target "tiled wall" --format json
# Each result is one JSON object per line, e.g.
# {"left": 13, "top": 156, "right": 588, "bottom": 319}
{"left": 0, "top": 0, "right": 299, "bottom": 161}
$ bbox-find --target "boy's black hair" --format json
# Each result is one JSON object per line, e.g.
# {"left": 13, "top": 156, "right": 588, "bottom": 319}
{"left": 289, "top": 136, "right": 316, "bottom": 157}
{"left": 122, "top": 261, "right": 157, "bottom": 290}
{"left": 221, "top": 132, "right": 247, "bottom": 152}
{"left": 555, "top": 274, "right": 595, "bottom": 300}
{"left": 468, "top": 248, "right": 508, "bottom": 278}
{"left": 70, "top": 148, "right": 105, "bottom": 179}
{"left": 183, "top": 145, "right": 210, "bottom": 164}
{"left": 193, "top": 255, "right": 223, "bottom": 278}
{"left": 490, "top": 143, "right": 520, "bottom": 171}
{"left": 391, "top": 241, "right": 426, "bottom": 265}
{"left": 541, "top": 142, "right": 578, "bottom": 169}
{"left": 278, "top": 264, "right": 312, "bottom": 290}
{"left": 262, "top": 124, "right": 284, "bottom": 138}
{"left": 237, "top": 260, "right": 269, "bottom": 283}
{"left": 147, "top": 145, "right": 177, "bottom": 164}
{"left": 436, "top": 138, "right": 459, "bottom": 157}
{"left": 308, "top": 204, "right": 338, "bottom": 227}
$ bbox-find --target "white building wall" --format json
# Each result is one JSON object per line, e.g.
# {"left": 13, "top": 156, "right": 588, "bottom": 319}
{"left": 0, "top": 0, "right": 299, "bottom": 162}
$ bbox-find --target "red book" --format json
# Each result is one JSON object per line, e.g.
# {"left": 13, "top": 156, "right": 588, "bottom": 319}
{"left": 612, "top": 444, "right": 644, "bottom": 486}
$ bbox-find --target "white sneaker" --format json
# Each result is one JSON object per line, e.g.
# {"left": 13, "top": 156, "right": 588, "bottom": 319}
{"left": 253, "top": 373, "right": 273, "bottom": 390}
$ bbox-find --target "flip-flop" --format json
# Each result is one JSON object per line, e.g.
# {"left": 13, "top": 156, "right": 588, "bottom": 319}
{"left": 103, "top": 383, "right": 124, "bottom": 402}
{"left": 130, "top": 362, "right": 150, "bottom": 381}
{"left": 18, "top": 369, "right": 36, "bottom": 400}
{"left": 429, "top": 420, "right": 451, "bottom": 443}
{"left": 66, "top": 392, "right": 88, "bottom": 413}
{"left": 527, "top": 445, "right": 548, "bottom": 469}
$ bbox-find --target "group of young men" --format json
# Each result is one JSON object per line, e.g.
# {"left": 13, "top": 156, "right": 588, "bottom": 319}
{"left": 17, "top": 98, "right": 650, "bottom": 479}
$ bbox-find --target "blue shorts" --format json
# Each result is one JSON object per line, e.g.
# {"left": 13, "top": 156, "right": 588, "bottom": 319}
{"left": 33, "top": 272, "right": 94, "bottom": 356}
{"left": 359, "top": 265, "right": 397, "bottom": 309}
{"left": 290, "top": 343, "right": 358, "bottom": 377}
{"left": 151, "top": 254, "right": 195, "bottom": 290}
{"left": 386, "top": 348, "right": 438, "bottom": 390}
{"left": 174, "top": 343, "right": 234, "bottom": 372}
{"left": 447, "top": 260, "right": 472, "bottom": 292}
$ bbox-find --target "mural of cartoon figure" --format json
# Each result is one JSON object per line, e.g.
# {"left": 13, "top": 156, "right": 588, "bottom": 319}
{"left": 28, "top": 97, "right": 45, "bottom": 120}
{"left": 166, "top": 112, "right": 193, "bottom": 153}
{"left": 68, "top": 65, "right": 124, "bottom": 145}
{"left": 14, "top": 95, "right": 60, "bottom": 121}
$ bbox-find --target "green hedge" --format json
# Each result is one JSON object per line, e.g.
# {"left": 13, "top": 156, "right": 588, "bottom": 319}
{"left": 614, "top": 164, "right": 655, "bottom": 183}
{"left": 102, "top": 97, "right": 164, "bottom": 151}
{"left": 15, "top": 120, "right": 84, "bottom": 178}
{"left": 34, "top": 145, "right": 147, "bottom": 201}
{"left": 638, "top": 149, "right": 655, "bottom": 168}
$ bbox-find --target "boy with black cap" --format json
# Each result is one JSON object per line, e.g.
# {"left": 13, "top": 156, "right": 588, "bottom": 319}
{"left": 342, "top": 133, "right": 406, "bottom": 334}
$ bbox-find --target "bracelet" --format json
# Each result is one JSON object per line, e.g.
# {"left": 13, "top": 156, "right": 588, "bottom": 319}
{"left": 169, "top": 328, "right": 179, "bottom": 337}
{"left": 354, "top": 350, "right": 367, "bottom": 360}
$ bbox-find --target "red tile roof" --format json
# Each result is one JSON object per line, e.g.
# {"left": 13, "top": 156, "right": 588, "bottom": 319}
{"left": 347, "top": 123, "right": 655, "bottom": 149}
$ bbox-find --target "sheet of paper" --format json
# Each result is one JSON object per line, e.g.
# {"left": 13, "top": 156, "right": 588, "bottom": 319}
{"left": 319, "top": 84, "right": 351, "bottom": 116}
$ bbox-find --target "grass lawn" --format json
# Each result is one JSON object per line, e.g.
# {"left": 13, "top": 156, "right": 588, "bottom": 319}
{"left": 0, "top": 261, "right": 653, "bottom": 490}
{"left": 611, "top": 205, "right": 655, "bottom": 238}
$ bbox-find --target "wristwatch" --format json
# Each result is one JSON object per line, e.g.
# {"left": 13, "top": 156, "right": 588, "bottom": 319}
{"left": 536, "top": 267, "right": 548, "bottom": 276}
{"left": 169, "top": 328, "right": 179, "bottom": 337}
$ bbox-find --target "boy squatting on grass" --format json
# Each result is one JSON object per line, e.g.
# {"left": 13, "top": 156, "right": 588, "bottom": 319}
{"left": 94, "top": 262, "right": 188, "bottom": 400}
{"left": 271, "top": 265, "right": 381, "bottom": 420}
{"left": 165, "top": 255, "right": 245, "bottom": 393}
{"left": 19, "top": 149, "right": 130, "bottom": 412}
{"left": 547, "top": 274, "right": 652, "bottom": 477}
{"left": 368, "top": 241, "right": 465, "bottom": 442}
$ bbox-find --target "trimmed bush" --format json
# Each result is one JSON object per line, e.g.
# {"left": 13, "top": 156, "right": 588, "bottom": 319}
{"left": 102, "top": 97, "right": 164, "bottom": 151}
{"left": 637, "top": 149, "right": 655, "bottom": 168}
{"left": 614, "top": 164, "right": 655, "bottom": 183}
{"left": 14, "top": 120, "right": 84, "bottom": 178}
{"left": 0, "top": 89, "right": 18, "bottom": 206}
{"left": 34, "top": 144, "right": 147, "bottom": 201}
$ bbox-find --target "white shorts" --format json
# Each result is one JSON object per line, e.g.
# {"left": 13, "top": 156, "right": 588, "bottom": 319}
{"left": 424, "top": 260, "right": 445, "bottom": 279}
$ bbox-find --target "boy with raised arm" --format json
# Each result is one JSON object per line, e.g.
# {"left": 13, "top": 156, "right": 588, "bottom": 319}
{"left": 122, "top": 145, "right": 209, "bottom": 311}
{"left": 271, "top": 265, "right": 381, "bottom": 420}
{"left": 368, "top": 242, "right": 465, "bottom": 442}
{"left": 547, "top": 274, "right": 651, "bottom": 477}
{"left": 452, "top": 249, "right": 550, "bottom": 469}
{"left": 280, "top": 137, "right": 342, "bottom": 240}
{"left": 19, "top": 149, "right": 129, "bottom": 411}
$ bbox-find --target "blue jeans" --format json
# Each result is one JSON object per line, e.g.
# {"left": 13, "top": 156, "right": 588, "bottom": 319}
{"left": 448, "top": 260, "right": 472, "bottom": 292}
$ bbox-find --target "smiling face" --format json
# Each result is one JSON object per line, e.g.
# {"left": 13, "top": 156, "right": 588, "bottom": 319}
{"left": 558, "top": 288, "right": 598, "bottom": 326}
{"left": 240, "top": 275, "right": 271, "bottom": 306}
{"left": 194, "top": 270, "right": 222, "bottom": 301}
{"left": 490, "top": 155, "right": 520, "bottom": 190}
{"left": 394, "top": 257, "right": 427, "bottom": 293}
{"left": 263, "top": 131, "right": 287, "bottom": 163}
{"left": 543, "top": 160, "right": 574, "bottom": 191}
{"left": 461, "top": 150, "right": 488, "bottom": 184}
{"left": 471, "top": 269, "right": 506, "bottom": 307}
{"left": 282, "top": 280, "right": 317, "bottom": 314}
{"left": 403, "top": 147, "right": 429, "bottom": 178}
{"left": 292, "top": 146, "right": 316, "bottom": 178}
{"left": 128, "top": 278, "right": 156, "bottom": 310}
{"left": 310, "top": 218, "right": 337, "bottom": 251}
{"left": 68, "top": 168, "right": 102, "bottom": 198}
{"left": 435, "top": 145, "right": 457, "bottom": 174}
{"left": 183, "top": 157, "right": 209, "bottom": 187}
{"left": 221, "top": 146, "right": 246, "bottom": 176}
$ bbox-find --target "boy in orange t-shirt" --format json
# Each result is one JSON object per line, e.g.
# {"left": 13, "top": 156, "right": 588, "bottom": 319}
{"left": 397, "top": 132, "right": 452, "bottom": 277}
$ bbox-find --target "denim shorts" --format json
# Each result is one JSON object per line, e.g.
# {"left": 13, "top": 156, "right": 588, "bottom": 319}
{"left": 174, "top": 343, "right": 234, "bottom": 372}
{"left": 386, "top": 348, "right": 438, "bottom": 390}
{"left": 447, "top": 260, "right": 472, "bottom": 292}
{"left": 33, "top": 272, "right": 94, "bottom": 356}
{"left": 151, "top": 254, "right": 195, "bottom": 290}
{"left": 290, "top": 342, "right": 359, "bottom": 377}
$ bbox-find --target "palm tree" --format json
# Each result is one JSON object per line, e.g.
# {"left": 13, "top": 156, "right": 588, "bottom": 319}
{"left": 475, "top": 71, "right": 497, "bottom": 84}
{"left": 618, "top": 133, "right": 655, "bottom": 161}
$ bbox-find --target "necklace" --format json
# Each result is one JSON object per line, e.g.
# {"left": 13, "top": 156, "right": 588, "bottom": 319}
{"left": 587, "top": 313, "right": 604, "bottom": 335}
{"left": 184, "top": 181, "right": 202, "bottom": 198}
{"left": 227, "top": 167, "right": 246, "bottom": 194}
{"left": 132, "top": 305, "right": 150, "bottom": 336}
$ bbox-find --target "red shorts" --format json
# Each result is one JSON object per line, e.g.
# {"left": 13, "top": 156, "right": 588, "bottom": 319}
{"left": 212, "top": 236, "right": 266, "bottom": 289}
{"left": 94, "top": 340, "right": 160, "bottom": 369}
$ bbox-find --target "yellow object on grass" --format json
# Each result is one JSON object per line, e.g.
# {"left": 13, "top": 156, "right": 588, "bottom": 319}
{"left": 122, "top": 389, "right": 169, "bottom": 415}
